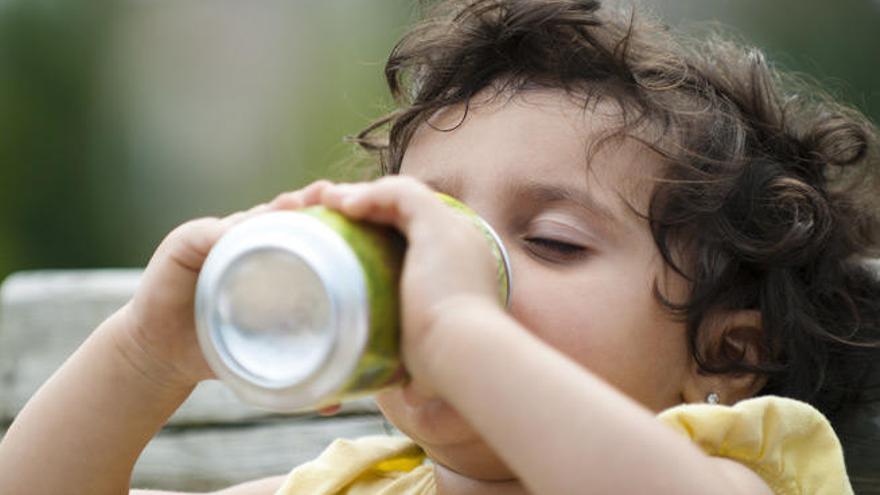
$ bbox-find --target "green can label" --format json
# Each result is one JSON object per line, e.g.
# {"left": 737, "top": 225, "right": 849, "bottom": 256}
{"left": 302, "top": 193, "right": 510, "bottom": 405}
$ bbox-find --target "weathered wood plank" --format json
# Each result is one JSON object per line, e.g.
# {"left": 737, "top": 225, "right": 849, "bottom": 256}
{"left": 0, "top": 270, "right": 379, "bottom": 425}
{"left": 0, "top": 270, "right": 139, "bottom": 419}
{"left": 132, "top": 415, "right": 394, "bottom": 492}
{"left": 0, "top": 271, "right": 390, "bottom": 493}
{"left": 0, "top": 411, "right": 392, "bottom": 492}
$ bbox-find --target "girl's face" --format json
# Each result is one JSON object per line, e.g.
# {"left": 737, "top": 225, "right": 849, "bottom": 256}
{"left": 378, "top": 89, "right": 695, "bottom": 478}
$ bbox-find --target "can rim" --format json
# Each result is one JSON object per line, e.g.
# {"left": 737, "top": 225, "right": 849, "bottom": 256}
{"left": 473, "top": 216, "right": 513, "bottom": 308}
{"left": 195, "top": 210, "right": 370, "bottom": 412}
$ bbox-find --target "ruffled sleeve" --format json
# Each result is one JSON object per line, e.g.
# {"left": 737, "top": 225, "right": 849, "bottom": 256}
{"left": 658, "top": 396, "right": 853, "bottom": 495}
{"left": 274, "top": 435, "right": 432, "bottom": 495}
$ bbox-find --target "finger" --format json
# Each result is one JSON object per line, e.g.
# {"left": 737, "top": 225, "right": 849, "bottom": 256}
{"left": 328, "top": 177, "right": 487, "bottom": 261}
{"left": 154, "top": 217, "right": 227, "bottom": 274}
{"left": 319, "top": 182, "right": 372, "bottom": 215}
{"left": 321, "top": 177, "right": 500, "bottom": 297}
{"left": 320, "top": 177, "right": 445, "bottom": 237}
{"left": 317, "top": 404, "right": 342, "bottom": 417}
{"left": 270, "top": 180, "right": 335, "bottom": 210}
{"left": 247, "top": 202, "right": 272, "bottom": 215}
{"left": 163, "top": 202, "right": 272, "bottom": 274}
{"left": 218, "top": 203, "right": 269, "bottom": 228}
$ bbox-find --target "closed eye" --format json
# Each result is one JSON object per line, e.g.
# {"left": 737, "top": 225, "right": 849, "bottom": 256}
{"left": 524, "top": 237, "right": 588, "bottom": 262}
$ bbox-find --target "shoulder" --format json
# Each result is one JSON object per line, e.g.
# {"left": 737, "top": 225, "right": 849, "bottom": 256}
{"left": 658, "top": 396, "right": 853, "bottom": 495}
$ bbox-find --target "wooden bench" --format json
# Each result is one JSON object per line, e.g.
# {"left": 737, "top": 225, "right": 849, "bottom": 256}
{"left": 0, "top": 270, "right": 390, "bottom": 492}
{"left": 2, "top": 268, "right": 878, "bottom": 492}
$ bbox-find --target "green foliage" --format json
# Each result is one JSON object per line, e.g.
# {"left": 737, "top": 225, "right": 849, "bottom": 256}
{"left": 0, "top": 1, "right": 118, "bottom": 279}
{"left": 0, "top": 0, "right": 876, "bottom": 282}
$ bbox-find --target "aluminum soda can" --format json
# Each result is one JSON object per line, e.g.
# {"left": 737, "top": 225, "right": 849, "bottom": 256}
{"left": 194, "top": 193, "right": 511, "bottom": 412}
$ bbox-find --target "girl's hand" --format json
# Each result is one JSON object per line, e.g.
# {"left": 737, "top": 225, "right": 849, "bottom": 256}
{"left": 119, "top": 181, "right": 335, "bottom": 392}
{"left": 304, "top": 177, "right": 504, "bottom": 391}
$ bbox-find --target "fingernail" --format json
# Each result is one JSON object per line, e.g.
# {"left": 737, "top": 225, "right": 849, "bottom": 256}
{"left": 332, "top": 184, "right": 356, "bottom": 194}
{"left": 270, "top": 192, "right": 300, "bottom": 208}
{"left": 341, "top": 196, "right": 356, "bottom": 209}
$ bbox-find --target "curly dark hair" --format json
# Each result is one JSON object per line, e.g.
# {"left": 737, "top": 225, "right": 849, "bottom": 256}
{"left": 352, "top": 0, "right": 880, "bottom": 417}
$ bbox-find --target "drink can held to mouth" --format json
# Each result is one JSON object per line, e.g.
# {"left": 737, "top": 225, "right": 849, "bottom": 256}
{"left": 194, "top": 194, "right": 511, "bottom": 412}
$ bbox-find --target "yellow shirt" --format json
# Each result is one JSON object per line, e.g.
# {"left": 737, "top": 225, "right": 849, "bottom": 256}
{"left": 658, "top": 396, "right": 852, "bottom": 495}
{"left": 274, "top": 436, "right": 432, "bottom": 494}
{"left": 274, "top": 396, "right": 852, "bottom": 495}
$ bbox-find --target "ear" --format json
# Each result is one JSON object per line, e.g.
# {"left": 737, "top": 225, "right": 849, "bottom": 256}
{"left": 681, "top": 310, "right": 768, "bottom": 405}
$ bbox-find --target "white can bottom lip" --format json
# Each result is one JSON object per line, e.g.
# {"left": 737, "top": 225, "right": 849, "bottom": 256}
{"left": 195, "top": 211, "right": 370, "bottom": 412}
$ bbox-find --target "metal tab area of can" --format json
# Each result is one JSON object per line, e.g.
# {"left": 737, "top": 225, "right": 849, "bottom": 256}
{"left": 434, "top": 193, "right": 513, "bottom": 308}
{"left": 195, "top": 211, "right": 370, "bottom": 412}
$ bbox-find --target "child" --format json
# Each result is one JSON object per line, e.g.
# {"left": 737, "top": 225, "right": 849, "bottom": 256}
{"left": 2, "top": 0, "right": 879, "bottom": 493}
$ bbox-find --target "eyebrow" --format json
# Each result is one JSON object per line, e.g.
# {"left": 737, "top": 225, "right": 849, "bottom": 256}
{"left": 509, "top": 179, "right": 619, "bottom": 225}
{"left": 423, "top": 175, "right": 620, "bottom": 227}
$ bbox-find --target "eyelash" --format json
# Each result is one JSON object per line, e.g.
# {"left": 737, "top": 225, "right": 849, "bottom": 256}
{"left": 523, "top": 237, "right": 588, "bottom": 261}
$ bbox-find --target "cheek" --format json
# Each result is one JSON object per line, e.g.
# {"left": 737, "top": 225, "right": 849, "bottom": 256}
{"left": 507, "top": 268, "right": 619, "bottom": 364}
{"left": 508, "top": 263, "right": 690, "bottom": 410}
{"left": 374, "top": 386, "right": 477, "bottom": 445}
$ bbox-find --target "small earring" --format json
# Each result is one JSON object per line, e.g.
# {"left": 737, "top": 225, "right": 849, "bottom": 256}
{"left": 706, "top": 392, "right": 720, "bottom": 405}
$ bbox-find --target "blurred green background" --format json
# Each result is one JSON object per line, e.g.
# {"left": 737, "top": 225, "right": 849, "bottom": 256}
{"left": 0, "top": 0, "right": 877, "bottom": 281}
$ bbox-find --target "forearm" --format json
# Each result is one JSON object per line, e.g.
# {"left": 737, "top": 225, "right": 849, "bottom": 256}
{"left": 0, "top": 306, "right": 194, "bottom": 495}
{"left": 426, "top": 302, "right": 749, "bottom": 495}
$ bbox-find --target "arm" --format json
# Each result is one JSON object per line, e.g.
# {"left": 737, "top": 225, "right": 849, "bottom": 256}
{"left": 0, "top": 183, "right": 329, "bottom": 495}
{"left": 426, "top": 300, "right": 772, "bottom": 495}
{"left": 0, "top": 306, "right": 193, "bottom": 494}
{"left": 2, "top": 310, "right": 285, "bottom": 495}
